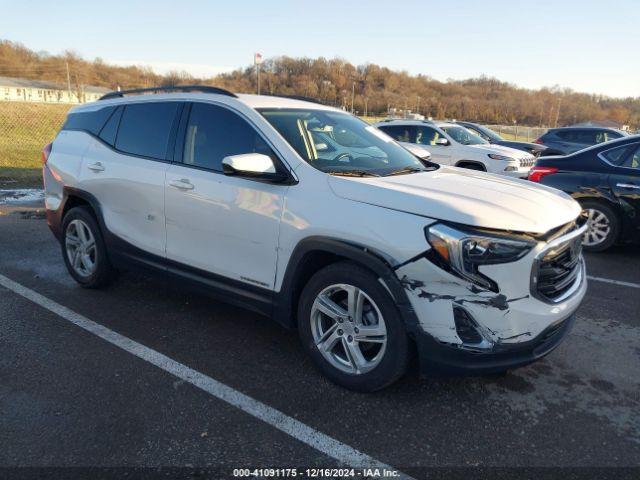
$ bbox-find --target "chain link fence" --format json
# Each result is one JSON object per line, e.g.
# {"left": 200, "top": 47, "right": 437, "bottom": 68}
{"left": 0, "top": 101, "right": 72, "bottom": 186}
{"left": 485, "top": 124, "right": 548, "bottom": 143}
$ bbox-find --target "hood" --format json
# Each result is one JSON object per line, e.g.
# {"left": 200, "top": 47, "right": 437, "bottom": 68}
{"left": 497, "top": 140, "right": 547, "bottom": 152}
{"left": 467, "top": 143, "right": 534, "bottom": 158}
{"left": 328, "top": 166, "right": 581, "bottom": 234}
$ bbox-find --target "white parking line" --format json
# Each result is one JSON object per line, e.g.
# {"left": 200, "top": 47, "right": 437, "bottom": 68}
{"left": 587, "top": 275, "right": 640, "bottom": 289}
{"left": 0, "top": 273, "right": 413, "bottom": 479}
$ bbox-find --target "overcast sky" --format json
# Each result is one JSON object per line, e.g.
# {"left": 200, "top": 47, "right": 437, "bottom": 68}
{"left": 1, "top": 0, "right": 638, "bottom": 98}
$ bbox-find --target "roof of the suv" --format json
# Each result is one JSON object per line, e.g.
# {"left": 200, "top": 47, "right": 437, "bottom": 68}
{"left": 70, "top": 91, "right": 340, "bottom": 114}
{"left": 548, "top": 126, "right": 626, "bottom": 133}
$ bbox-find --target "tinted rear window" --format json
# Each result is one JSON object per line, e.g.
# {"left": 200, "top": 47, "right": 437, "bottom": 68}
{"left": 601, "top": 144, "right": 631, "bottom": 165}
{"left": 115, "top": 102, "right": 180, "bottom": 160}
{"left": 62, "top": 106, "right": 115, "bottom": 135}
{"left": 98, "top": 106, "right": 123, "bottom": 146}
{"left": 378, "top": 125, "right": 415, "bottom": 143}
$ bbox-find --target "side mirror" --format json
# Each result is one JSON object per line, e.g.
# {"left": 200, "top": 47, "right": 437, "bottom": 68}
{"left": 435, "top": 138, "right": 450, "bottom": 146}
{"left": 221, "top": 153, "right": 288, "bottom": 182}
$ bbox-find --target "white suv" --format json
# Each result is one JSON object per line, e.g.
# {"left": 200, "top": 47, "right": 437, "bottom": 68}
{"left": 375, "top": 119, "right": 536, "bottom": 177}
{"left": 43, "top": 86, "right": 587, "bottom": 391}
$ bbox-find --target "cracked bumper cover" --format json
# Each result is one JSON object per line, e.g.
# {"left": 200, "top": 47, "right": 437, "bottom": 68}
{"left": 393, "top": 243, "right": 587, "bottom": 375}
{"left": 413, "top": 312, "right": 576, "bottom": 375}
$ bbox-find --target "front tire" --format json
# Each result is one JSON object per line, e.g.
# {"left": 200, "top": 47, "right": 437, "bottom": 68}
{"left": 580, "top": 201, "right": 619, "bottom": 252}
{"left": 61, "top": 206, "right": 116, "bottom": 288}
{"left": 297, "top": 262, "right": 410, "bottom": 392}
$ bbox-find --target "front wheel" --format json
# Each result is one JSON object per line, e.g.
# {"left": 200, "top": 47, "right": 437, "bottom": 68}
{"left": 581, "top": 201, "right": 619, "bottom": 252}
{"left": 297, "top": 262, "right": 410, "bottom": 392}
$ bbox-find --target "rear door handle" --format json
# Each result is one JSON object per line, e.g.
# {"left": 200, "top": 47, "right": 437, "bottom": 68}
{"left": 87, "top": 162, "right": 104, "bottom": 172}
{"left": 168, "top": 179, "right": 194, "bottom": 190}
{"left": 616, "top": 183, "right": 640, "bottom": 189}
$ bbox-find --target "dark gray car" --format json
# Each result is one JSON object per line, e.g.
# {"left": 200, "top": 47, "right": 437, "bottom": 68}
{"left": 455, "top": 121, "right": 547, "bottom": 157}
{"left": 535, "top": 127, "right": 628, "bottom": 155}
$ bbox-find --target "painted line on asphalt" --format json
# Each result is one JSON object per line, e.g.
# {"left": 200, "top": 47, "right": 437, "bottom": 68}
{"left": 0, "top": 273, "right": 414, "bottom": 479}
{"left": 587, "top": 275, "right": 640, "bottom": 289}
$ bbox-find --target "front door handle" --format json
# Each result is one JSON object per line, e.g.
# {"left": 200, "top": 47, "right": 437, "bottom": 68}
{"left": 616, "top": 183, "right": 640, "bottom": 189}
{"left": 168, "top": 179, "right": 194, "bottom": 190}
{"left": 87, "top": 162, "right": 104, "bottom": 172}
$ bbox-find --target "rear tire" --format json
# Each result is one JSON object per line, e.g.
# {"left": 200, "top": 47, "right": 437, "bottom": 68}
{"left": 456, "top": 161, "right": 485, "bottom": 171}
{"left": 61, "top": 206, "right": 116, "bottom": 288}
{"left": 297, "top": 262, "right": 410, "bottom": 392}
{"left": 580, "top": 200, "right": 619, "bottom": 252}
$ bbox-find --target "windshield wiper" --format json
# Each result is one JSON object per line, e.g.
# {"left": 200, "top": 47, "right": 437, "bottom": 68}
{"left": 326, "top": 170, "right": 380, "bottom": 177}
{"left": 384, "top": 166, "right": 426, "bottom": 176}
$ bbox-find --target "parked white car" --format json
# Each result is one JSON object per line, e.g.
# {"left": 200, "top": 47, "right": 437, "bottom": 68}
{"left": 375, "top": 119, "right": 535, "bottom": 177}
{"left": 43, "top": 87, "right": 586, "bottom": 391}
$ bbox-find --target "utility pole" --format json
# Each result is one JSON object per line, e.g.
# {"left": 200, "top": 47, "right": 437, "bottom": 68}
{"left": 416, "top": 96, "right": 420, "bottom": 114}
{"left": 254, "top": 53, "right": 262, "bottom": 95}
{"left": 351, "top": 82, "right": 355, "bottom": 114}
{"left": 554, "top": 96, "right": 562, "bottom": 127}
{"left": 65, "top": 61, "right": 72, "bottom": 101}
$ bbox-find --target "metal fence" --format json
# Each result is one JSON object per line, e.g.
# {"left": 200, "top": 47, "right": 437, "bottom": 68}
{"left": 0, "top": 101, "right": 72, "bottom": 185}
{"left": 484, "top": 124, "right": 548, "bottom": 143}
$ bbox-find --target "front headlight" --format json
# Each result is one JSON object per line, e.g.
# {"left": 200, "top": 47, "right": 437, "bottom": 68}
{"left": 426, "top": 224, "right": 535, "bottom": 291}
{"left": 488, "top": 154, "right": 514, "bottom": 161}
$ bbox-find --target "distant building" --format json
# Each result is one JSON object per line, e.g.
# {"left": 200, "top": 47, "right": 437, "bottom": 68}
{"left": 387, "top": 108, "right": 425, "bottom": 121}
{"left": 572, "top": 119, "right": 630, "bottom": 132}
{"left": 0, "top": 76, "right": 110, "bottom": 104}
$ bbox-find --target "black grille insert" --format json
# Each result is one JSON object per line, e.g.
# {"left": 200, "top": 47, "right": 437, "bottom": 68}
{"left": 534, "top": 235, "right": 583, "bottom": 302}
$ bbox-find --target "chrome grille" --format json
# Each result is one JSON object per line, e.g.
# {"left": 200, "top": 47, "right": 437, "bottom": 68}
{"left": 531, "top": 224, "right": 586, "bottom": 303}
{"left": 518, "top": 157, "right": 536, "bottom": 167}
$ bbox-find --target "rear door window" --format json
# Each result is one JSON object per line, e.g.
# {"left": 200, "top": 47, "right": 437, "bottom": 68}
{"left": 621, "top": 145, "right": 640, "bottom": 170}
{"left": 115, "top": 102, "right": 180, "bottom": 160}
{"left": 98, "top": 106, "right": 123, "bottom": 146}
{"left": 601, "top": 145, "right": 632, "bottom": 165}
{"left": 378, "top": 125, "right": 416, "bottom": 143}
{"left": 416, "top": 126, "right": 443, "bottom": 145}
{"left": 182, "top": 103, "right": 275, "bottom": 172}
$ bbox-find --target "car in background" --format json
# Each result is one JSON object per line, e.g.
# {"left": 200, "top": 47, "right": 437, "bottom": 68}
{"left": 455, "top": 121, "right": 547, "bottom": 157}
{"left": 529, "top": 135, "right": 640, "bottom": 251}
{"left": 535, "top": 127, "right": 628, "bottom": 156}
{"left": 308, "top": 122, "right": 432, "bottom": 161}
{"left": 375, "top": 120, "right": 535, "bottom": 177}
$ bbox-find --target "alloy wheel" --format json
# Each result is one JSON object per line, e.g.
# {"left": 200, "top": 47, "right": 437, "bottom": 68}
{"left": 65, "top": 219, "right": 97, "bottom": 277}
{"left": 583, "top": 208, "right": 611, "bottom": 247}
{"left": 310, "top": 284, "right": 387, "bottom": 375}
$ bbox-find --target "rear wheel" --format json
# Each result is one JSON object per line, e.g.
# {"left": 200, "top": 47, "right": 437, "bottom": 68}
{"left": 61, "top": 206, "right": 116, "bottom": 288}
{"left": 297, "top": 262, "right": 410, "bottom": 392}
{"left": 456, "top": 161, "right": 485, "bottom": 171}
{"left": 580, "top": 201, "right": 619, "bottom": 252}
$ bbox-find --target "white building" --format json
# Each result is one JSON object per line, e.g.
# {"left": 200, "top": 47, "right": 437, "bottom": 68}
{"left": 0, "top": 76, "right": 111, "bottom": 104}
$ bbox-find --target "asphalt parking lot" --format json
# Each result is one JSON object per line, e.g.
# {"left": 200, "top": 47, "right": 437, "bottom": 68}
{"left": 1, "top": 201, "right": 639, "bottom": 478}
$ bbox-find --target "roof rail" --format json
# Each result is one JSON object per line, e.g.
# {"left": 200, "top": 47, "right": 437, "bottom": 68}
{"left": 99, "top": 85, "right": 237, "bottom": 101}
{"left": 263, "top": 93, "right": 325, "bottom": 105}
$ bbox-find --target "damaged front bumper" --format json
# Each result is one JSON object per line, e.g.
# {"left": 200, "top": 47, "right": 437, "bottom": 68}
{"left": 394, "top": 232, "right": 587, "bottom": 375}
{"left": 412, "top": 312, "right": 576, "bottom": 375}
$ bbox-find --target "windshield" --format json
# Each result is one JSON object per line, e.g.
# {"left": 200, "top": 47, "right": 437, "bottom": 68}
{"left": 441, "top": 126, "right": 488, "bottom": 145}
{"left": 259, "top": 108, "right": 433, "bottom": 176}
